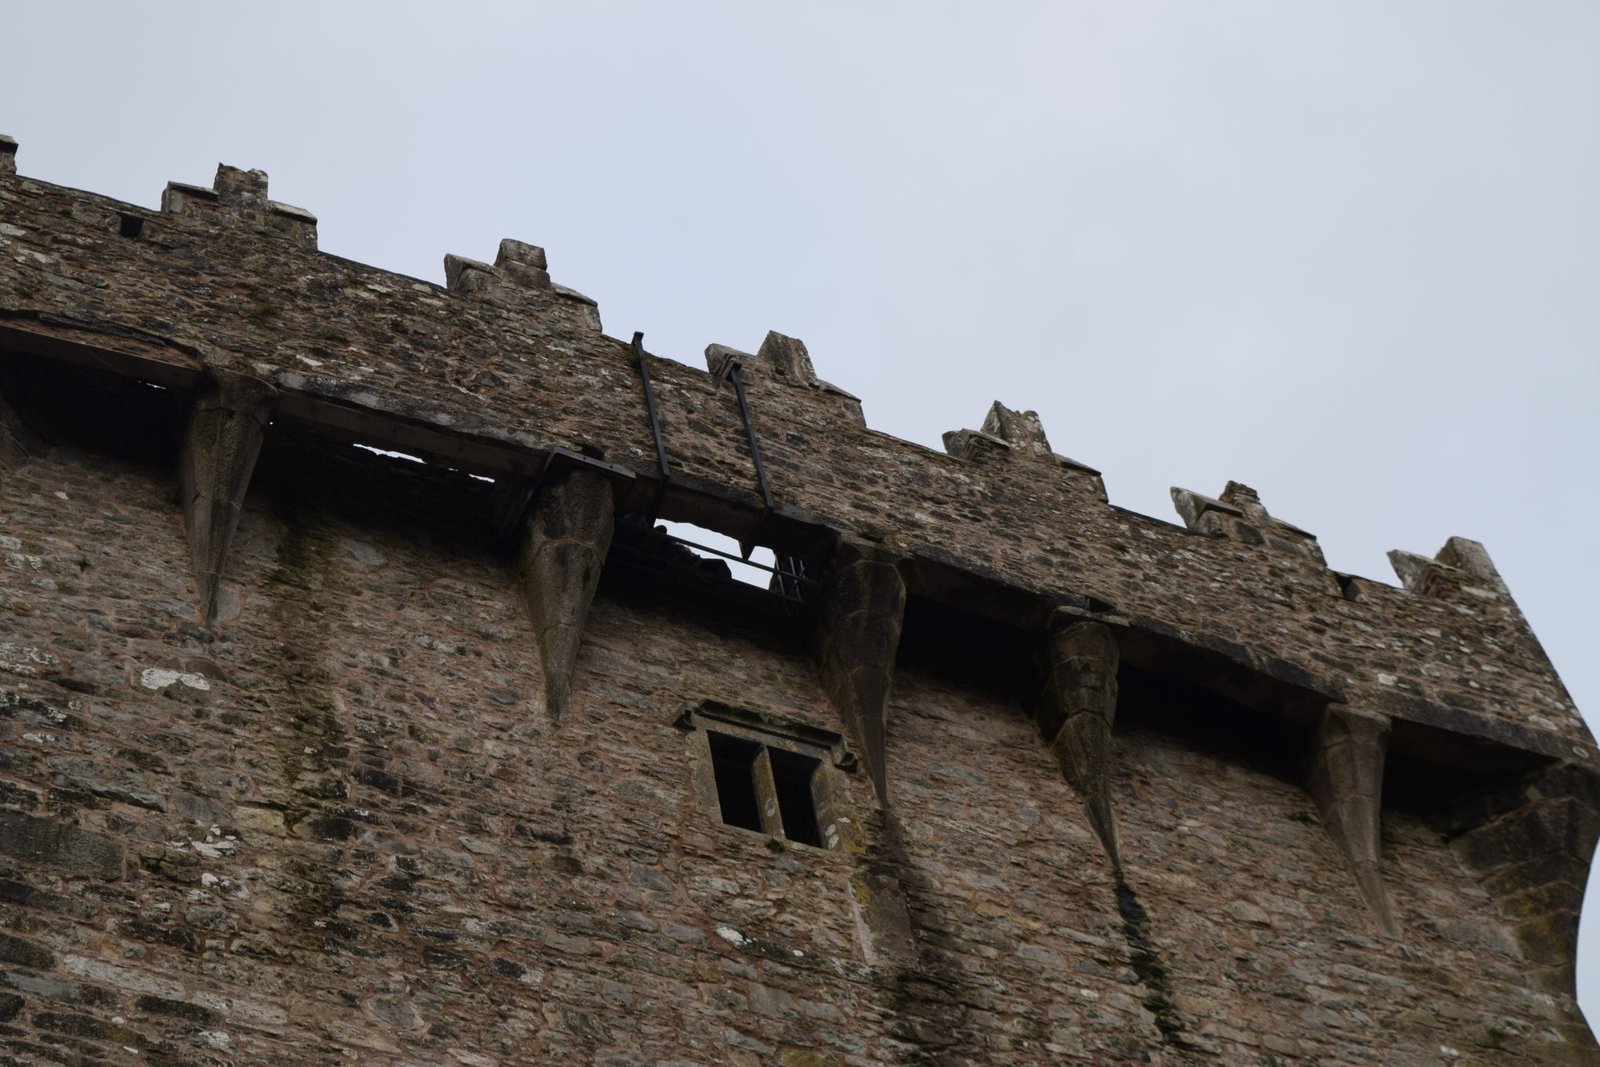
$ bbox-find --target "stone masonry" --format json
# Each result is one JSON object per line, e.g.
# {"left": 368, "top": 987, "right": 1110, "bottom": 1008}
{"left": 0, "top": 136, "right": 1596, "bottom": 1064}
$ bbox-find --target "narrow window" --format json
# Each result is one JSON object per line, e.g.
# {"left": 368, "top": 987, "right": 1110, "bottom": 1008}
{"left": 768, "top": 748, "right": 822, "bottom": 847}
{"left": 687, "top": 702, "right": 848, "bottom": 849}
{"left": 708, "top": 732, "right": 763, "bottom": 833}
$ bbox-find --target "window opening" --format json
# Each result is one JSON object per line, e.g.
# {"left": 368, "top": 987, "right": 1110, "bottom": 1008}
{"left": 687, "top": 703, "right": 850, "bottom": 850}
{"left": 708, "top": 731, "right": 763, "bottom": 833}
{"left": 660, "top": 521, "right": 777, "bottom": 589}
{"left": 769, "top": 747, "right": 823, "bottom": 846}
{"left": 610, "top": 517, "right": 820, "bottom": 615}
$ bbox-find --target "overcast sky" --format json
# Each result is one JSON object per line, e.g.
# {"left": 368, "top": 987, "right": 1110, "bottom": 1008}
{"left": 6, "top": 0, "right": 1599, "bottom": 1023}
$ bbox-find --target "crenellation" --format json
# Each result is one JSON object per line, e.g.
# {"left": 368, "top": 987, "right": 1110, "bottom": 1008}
{"left": 1390, "top": 536, "right": 1515, "bottom": 604}
{"left": 755, "top": 330, "right": 817, "bottom": 384}
{"left": 443, "top": 236, "right": 571, "bottom": 303}
{"left": 1388, "top": 547, "right": 1442, "bottom": 592}
{"left": 1171, "top": 480, "right": 1334, "bottom": 598}
{"left": 1173, "top": 480, "right": 1321, "bottom": 551}
{"left": 1169, "top": 483, "right": 1244, "bottom": 530}
{"left": 442, "top": 251, "right": 497, "bottom": 293}
{"left": 493, "top": 237, "right": 551, "bottom": 284}
{"left": 703, "top": 341, "right": 750, "bottom": 379}
{"left": 1438, "top": 535, "right": 1514, "bottom": 596}
{"left": 706, "top": 334, "right": 865, "bottom": 432}
{"left": 939, "top": 425, "right": 1012, "bottom": 464}
{"left": 444, "top": 238, "right": 601, "bottom": 331}
{"left": 161, "top": 164, "right": 318, "bottom": 250}
{"left": 212, "top": 163, "right": 269, "bottom": 205}
{"left": 943, "top": 401, "right": 1108, "bottom": 502}
{"left": 0, "top": 145, "right": 1593, "bottom": 1064}
{"left": 981, "top": 400, "right": 1050, "bottom": 456}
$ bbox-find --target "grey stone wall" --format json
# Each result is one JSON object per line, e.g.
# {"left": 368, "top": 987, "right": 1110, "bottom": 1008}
{"left": 0, "top": 141, "right": 1595, "bottom": 1064}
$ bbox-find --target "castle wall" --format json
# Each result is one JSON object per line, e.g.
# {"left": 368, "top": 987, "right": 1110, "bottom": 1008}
{"left": 0, "top": 438, "right": 870, "bottom": 1063}
{"left": 0, "top": 144, "right": 1597, "bottom": 1064}
{"left": 0, "top": 161, "right": 1585, "bottom": 764}
{"left": 0, "top": 432, "right": 1591, "bottom": 1064}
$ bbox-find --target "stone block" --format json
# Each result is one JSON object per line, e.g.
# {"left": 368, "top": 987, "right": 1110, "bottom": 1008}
{"left": 981, "top": 401, "right": 1050, "bottom": 456}
{"left": 0, "top": 931, "right": 54, "bottom": 970}
{"left": 515, "top": 469, "right": 616, "bottom": 723}
{"left": 814, "top": 537, "right": 905, "bottom": 805}
{"left": 756, "top": 332, "right": 816, "bottom": 383}
{"left": 0, "top": 810, "right": 122, "bottom": 880}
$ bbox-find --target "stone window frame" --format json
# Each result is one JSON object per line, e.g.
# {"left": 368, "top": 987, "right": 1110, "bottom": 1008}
{"left": 677, "top": 699, "right": 857, "bottom": 851}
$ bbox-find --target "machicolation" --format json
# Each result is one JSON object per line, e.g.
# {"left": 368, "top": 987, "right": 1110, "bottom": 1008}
{"left": 0, "top": 136, "right": 1596, "bottom": 1063}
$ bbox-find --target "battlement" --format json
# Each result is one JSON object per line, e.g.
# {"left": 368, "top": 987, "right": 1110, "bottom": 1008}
{"left": 0, "top": 140, "right": 1595, "bottom": 1063}
{"left": 159, "top": 164, "right": 319, "bottom": 249}
{"left": 0, "top": 140, "right": 1586, "bottom": 762}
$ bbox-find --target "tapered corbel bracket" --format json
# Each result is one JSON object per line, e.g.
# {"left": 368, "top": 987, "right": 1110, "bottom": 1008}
{"left": 1306, "top": 704, "right": 1400, "bottom": 937}
{"left": 178, "top": 369, "right": 277, "bottom": 623}
{"left": 815, "top": 537, "right": 906, "bottom": 806}
{"left": 1039, "top": 615, "right": 1123, "bottom": 873}
{"left": 514, "top": 469, "right": 616, "bottom": 723}
{"left": 1452, "top": 763, "right": 1600, "bottom": 993}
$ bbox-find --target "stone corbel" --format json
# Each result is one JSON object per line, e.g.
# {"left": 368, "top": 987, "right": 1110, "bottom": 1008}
{"left": 1452, "top": 763, "right": 1600, "bottom": 995}
{"left": 178, "top": 368, "right": 277, "bottom": 623}
{"left": 815, "top": 536, "right": 906, "bottom": 806}
{"left": 1039, "top": 616, "right": 1123, "bottom": 874}
{"left": 513, "top": 469, "right": 616, "bottom": 723}
{"left": 1306, "top": 704, "right": 1400, "bottom": 937}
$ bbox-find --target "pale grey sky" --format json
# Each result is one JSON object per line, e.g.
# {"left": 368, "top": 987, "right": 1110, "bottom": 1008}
{"left": 5, "top": 0, "right": 1599, "bottom": 1022}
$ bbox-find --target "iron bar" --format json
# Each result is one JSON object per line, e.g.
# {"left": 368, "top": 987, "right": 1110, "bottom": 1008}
{"left": 633, "top": 331, "right": 670, "bottom": 518}
{"left": 654, "top": 531, "right": 818, "bottom": 584}
{"left": 727, "top": 362, "right": 773, "bottom": 514}
{"left": 773, "top": 554, "right": 810, "bottom": 602}
{"left": 606, "top": 540, "right": 814, "bottom": 612}
{"left": 725, "top": 361, "right": 773, "bottom": 559}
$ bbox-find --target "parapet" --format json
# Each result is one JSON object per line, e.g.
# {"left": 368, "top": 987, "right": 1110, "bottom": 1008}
{"left": 1171, "top": 480, "right": 1331, "bottom": 585}
{"left": 706, "top": 331, "right": 864, "bottom": 427}
{"left": 161, "top": 164, "right": 319, "bottom": 249}
{"left": 0, "top": 138, "right": 1586, "bottom": 766}
{"left": 1389, "top": 535, "right": 1511, "bottom": 602}
{"left": 942, "top": 401, "right": 1107, "bottom": 501}
{"left": 445, "top": 238, "right": 602, "bottom": 332}
{"left": 1, "top": 137, "right": 1596, "bottom": 1062}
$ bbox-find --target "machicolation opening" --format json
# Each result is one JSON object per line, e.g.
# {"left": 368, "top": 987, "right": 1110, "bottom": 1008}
{"left": 0, "top": 145, "right": 1593, "bottom": 1064}
{"left": 1114, "top": 662, "right": 1315, "bottom": 787}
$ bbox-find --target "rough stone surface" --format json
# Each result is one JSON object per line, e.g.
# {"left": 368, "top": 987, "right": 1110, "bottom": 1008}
{"left": 1308, "top": 704, "right": 1400, "bottom": 936}
{"left": 514, "top": 469, "right": 616, "bottom": 723}
{"left": 179, "top": 366, "right": 276, "bottom": 622}
{"left": 815, "top": 537, "right": 906, "bottom": 806}
{"left": 1040, "top": 617, "right": 1123, "bottom": 873}
{"left": 0, "top": 146, "right": 1594, "bottom": 1063}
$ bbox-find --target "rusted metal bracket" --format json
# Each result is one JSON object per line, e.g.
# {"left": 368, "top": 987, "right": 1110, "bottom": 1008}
{"left": 633, "top": 331, "right": 671, "bottom": 523}
{"left": 716, "top": 355, "right": 774, "bottom": 559}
